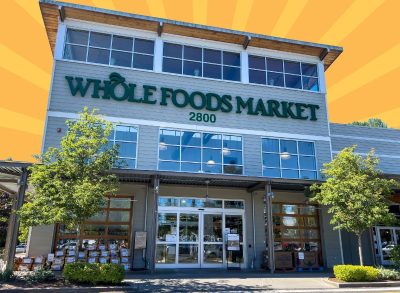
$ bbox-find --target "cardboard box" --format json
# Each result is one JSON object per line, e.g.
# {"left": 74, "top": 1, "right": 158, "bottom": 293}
{"left": 65, "top": 257, "right": 76, "bottom": 263}
{"left": 53, "top": 258, "right": 64, "bottom": 265}
{"left": 47, "top": 253, "right": 55, "bottom": 262}
{"left": 89, "top": 251, "right": 99, "bottom": 257}
{"left": 67, "top": 250, "right": 76, "bottom": 256}
{"left": 120, "top": 257, "right": 129, "bottom": 263}
{"left": 55, "top": 250, "right": 64, "bottom": 257}
{"left": 87, "top": 244, "right": 96, "bottom": 250}
{"left": 22, "top": 257, "right": 33, "bottom": 264}
{"left": 100, "top": 250, "right": 109, "bottom": 257}
{"left": 120, "top": 249, "right": 129, "bottom": 257}
{"left": 109, "top": 244, "right": 117, "bottom": 250}
{"left": 98, "top": 244, "right": 106, "bottom": 250}
{"left": 19, "top": 264, "right": 32, "bottom": 271}
{"left": 87, "top": 257, "right": 98, "bottom": 264}
{"left": 34, "top": 256, "right": 44, "bottom": 264}
{"left": 78, "top": 251, "right": 87, "bottom": 259}
{"left": 110, "top": 258, "right": 120, "bottom": 264}
{"left": 110, "top": 250, "right": 118, "bottom": 257}
{"left": 51, "top": 264, "right": 62, "bottom": 271}
{"left": 274, "top": 252, "right": 294, "bottom": 269}
{"left": 99, "top": 257, "right": 109, "bottom": 264}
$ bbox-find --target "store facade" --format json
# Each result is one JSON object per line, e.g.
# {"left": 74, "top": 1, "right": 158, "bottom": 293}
{"left": 25, "top": 0, "right": 398, "bottom": 272}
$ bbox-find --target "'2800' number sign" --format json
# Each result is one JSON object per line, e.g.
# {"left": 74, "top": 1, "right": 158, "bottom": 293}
{"left": 189, "top": 112, "right": 216, "bottom": 123}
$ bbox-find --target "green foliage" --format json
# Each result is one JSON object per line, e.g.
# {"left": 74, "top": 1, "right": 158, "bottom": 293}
{"left": 0, "top": 268, "right": 16, "bottom": 282}
{"left": 311, "top": 146, "right": 398, "bottom": 264}
{"left": 390, "top": 245, "right": 400, "bottom": 269}
{"left": 351, "top": 118, "right": 388, "bottom": 128}
{"left": 377, "top": 266, "right": 400, "bottom": 280}
{"left": 24, "top": 269, "right": 56, "bottom": 284}
{"left": 0, "top": 192, "right": 12, "bottom": 248}
{"left": 19, "top": 107, "right": 119, "bottom": 230}
{"left": 334, "top": 265, "right": 378, "bottom": 282}
{"left": 63, "top": 263, "right": 124, "bottom": 285}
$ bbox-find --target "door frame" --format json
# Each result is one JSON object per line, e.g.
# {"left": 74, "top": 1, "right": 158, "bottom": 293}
{"left": 376, "top": 226, "right": 400, "bottom": 265}
{"left": 155, "top": 205, "right": 246, "bottom": 269}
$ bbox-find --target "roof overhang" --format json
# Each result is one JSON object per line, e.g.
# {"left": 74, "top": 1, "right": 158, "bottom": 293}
{"left": 39, "top": 0, "right": 343, "bottom": 70}
{"left": 0, "top": 161, "right": 31, "bottom": 195}
{"left": 111, "top": 168, "right": 321, "bottom": 192}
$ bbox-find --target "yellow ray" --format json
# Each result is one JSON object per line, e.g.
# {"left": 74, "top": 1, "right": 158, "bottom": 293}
{"left": 328, "top": 43, "right": 400, "bottom": 103}
{"left": 270, "top": 0, "right": 308, "bottom": 37}
{"left": 0, "top": 44, "right": 50, "bottom": 91}
{"left": 147, "top": 0, "right": 166, "bottom": 18}
{"left": 319, "top": 0, "right": 385, "bottom": 44}
{"left": 0, "top": 108, "right": 44, "bottom": 136}
{"left": 91, "top": 0, "right": 116, "bottom": 10}
{"left": 14, "top": 0, "right": 44, "bottom": 27}
{"left": 193, "top": 0, "right": 207, "bottom": 25}
{"left": 231, "top": 0, "right": 254, "bottom": 32}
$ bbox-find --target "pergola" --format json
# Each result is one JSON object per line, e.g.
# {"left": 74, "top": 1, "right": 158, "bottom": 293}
{"left": 0, "top": 161, "right": 30, "bottom": 270}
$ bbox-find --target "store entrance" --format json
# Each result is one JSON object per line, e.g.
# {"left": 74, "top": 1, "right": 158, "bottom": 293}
{"left": 155, "top": 197, "right": 245, "bottom": 268}
{"left": 375, "top": 226, "right": 400, "bottom": 265}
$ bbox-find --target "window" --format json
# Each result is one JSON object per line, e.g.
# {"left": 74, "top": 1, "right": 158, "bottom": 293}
{"left": 109, "top": 125, "right": 138, "bottom": 169}
{"left": 54, "top": 196, "right": 133, "bottom": 250}
{"left": 158, "top": 129, "right": 243, "bottom": 175}
{"left": 249, "top": 55, "right": 319, "bottom": 92}
{"left": 64, "top": 28, "right": 154, "bottom": 70}
{"left": 262, "top": 138, "right": 317, "bottom": 180}
{"left": 163, "top": 42, "right": 241, "bottom": 82}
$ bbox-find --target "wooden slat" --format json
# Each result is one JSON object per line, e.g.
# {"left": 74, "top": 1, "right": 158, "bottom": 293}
{"left": 39, "top": 2, "right": 341, "bottom": 69}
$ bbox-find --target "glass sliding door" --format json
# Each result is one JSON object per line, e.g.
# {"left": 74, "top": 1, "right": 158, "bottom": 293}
{"left": 178, "top": 213, "right": 199, "bottom": 265}
{"left": 202, "top": 213, "right": 224, "bottom": 267}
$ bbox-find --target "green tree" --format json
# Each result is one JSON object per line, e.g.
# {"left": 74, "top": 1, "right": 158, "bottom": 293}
{"left": 19, "top": 107, "right": 119, "bottom": 248}
{"left": 311, "top": 146, "right": 398, "bottom": 265}
{"left": 351, "top": 118, "right": 388, "bottom": 128}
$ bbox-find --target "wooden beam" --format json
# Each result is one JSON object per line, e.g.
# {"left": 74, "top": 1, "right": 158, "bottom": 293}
{"left": 58, "top": 5, "right": 65, "bottom": 22}
{"left": 157, "top": 22, "right": 163, "bottom": 37}
{"left": 319, "top": 48, "right": 330, "bottom": 61}
{"left": 243, "top": 35, "right": 251, "bottom": 50}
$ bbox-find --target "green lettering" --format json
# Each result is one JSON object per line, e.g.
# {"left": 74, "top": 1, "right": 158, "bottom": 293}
{"left": 65, "top": 76, "right": 92, "bottom": 97}
{"left": 254, "top": 99, "right": 270, "bottom": 116}
{"left": 236, "top": 97, "right": 256, "bottom": 115}
{"left": 189, "top": 91, "right": 207, "bottom": 110}
{"left": 172, "top": 89, "right": 189, "bottom": 108}
{"left": 295, "top": 103, "right": 308, "bottom": 120}
{"left": 307, "top": 104, "right": 319, "bottom": 121}
{"left": 267, "top": 100, "right": 285, "bottom": 118}
{"left": 142, "top": 85, "right": 157, "bottom": 104}
{"left": 206, "top": 93, "right": 222, "bottom": 111}
{"left": 160, "top": 87, "right": 173, "bottom": 106}
{"left": 127, "top": 84, "right": 142, "bottom": 103}
{"left": 221, "top": 95, "right": 233, "bottom": 113}
{"left": 281, "top": 102, "right": 297, "bottom": 119}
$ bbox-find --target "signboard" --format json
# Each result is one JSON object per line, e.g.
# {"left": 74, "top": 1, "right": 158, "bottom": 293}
{"left": 227, "top": 234, "right": 240, "bottom": 251}
{"left": 298, "top": 252, "right": 305, "bottom": 260}
{"left": 134, "top": 231, "right": 147, "bottom": 249}
{"left": 65, "top": 72, "right": 320, "bottom": 123}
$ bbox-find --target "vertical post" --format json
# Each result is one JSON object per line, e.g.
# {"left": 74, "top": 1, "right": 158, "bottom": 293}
{"left": 4, "top": 168, "right": 28, "bottom": 270}
{"left": 240, "top": 51, "right": 249, "bottom": 84}
{"left": 149, "top": 176, "right": 160, "bottom": 273}
{"left": 264, "top": 182, "right": 274, "bottom": 273}
{"left": 153, "top": 38, "right": 163, "bottom": 73}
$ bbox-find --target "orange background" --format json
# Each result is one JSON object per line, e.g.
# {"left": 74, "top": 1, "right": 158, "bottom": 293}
{"left": 1, "top": 0, "right": 399, "bottom": 162}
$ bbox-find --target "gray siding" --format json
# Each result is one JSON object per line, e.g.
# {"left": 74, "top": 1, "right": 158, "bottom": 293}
{"left": 330, "top": 123, "right": 400, "bottom": 175}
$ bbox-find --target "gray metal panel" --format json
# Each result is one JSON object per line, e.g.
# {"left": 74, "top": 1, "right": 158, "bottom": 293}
{"left": 49, "top": 60, "right": 330, "bottom": 137}
{"left": 137, "top": 125, "right": 159, "bottom": 171}
{"left": 330, "top": 123, "right": 400, "bottom": 175}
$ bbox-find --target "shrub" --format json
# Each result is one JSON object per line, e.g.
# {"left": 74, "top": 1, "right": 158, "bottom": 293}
{"left": 24, "top": 269, "right": 56, "bottom": 284}
{"left": 334, "top": 265, "right": 379, "bottom": 282}
{"left": 390, "top": 245, "right": 400, "bottom": 269}
{"left": 63, "top": 263, "right": 124, "bottom": 285}
{"left": 0, "top": 268, "right": 16, "bottom": 282}
{"left": 377, "top": 266, "right": 400, "bottom": 281}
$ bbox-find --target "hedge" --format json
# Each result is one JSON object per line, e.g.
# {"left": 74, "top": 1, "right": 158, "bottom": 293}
{"left": 63, "top": 263, "right": 125, "bottom": 285}
{"left": 334, "top": 265, "right": 378, "bottom": 282}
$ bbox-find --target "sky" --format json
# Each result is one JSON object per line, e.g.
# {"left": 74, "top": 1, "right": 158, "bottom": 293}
{"left": 1, "top": 0, "right": 399, "bottom": 162}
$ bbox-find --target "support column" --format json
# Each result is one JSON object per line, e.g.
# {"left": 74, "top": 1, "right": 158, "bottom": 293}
{"left": 4, "top": 168, "right": 28, "bottom": 270}
{"left": 264, "top": 182, "right": 275, "bottom": 273}
{"left": 149, "top": 176, "right": 160, "bottom": 272}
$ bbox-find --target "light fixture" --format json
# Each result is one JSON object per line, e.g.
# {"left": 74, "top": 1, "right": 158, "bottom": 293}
{"left": 159, "top": 142, "right": 167, "bottom": 150}
{"left": 222, "top": 148, "right": 231, "bottom": 155}
{"left": 207, "top": 159, "right": 215, "bottom": 165}
{"left": 280, "top": 152, "right": 291, "bottom": 160}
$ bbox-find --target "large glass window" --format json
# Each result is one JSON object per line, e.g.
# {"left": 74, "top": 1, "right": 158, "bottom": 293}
{"left": 249, "top": 55, "right": 319, "bottom": 92}
{"left": 159, "top": 129, "right": 243, "bottom": 175}
{"left": 64, "top": 29, "right": 154, "bottom": 70}
{"left": 163, "top": 42, "right": 241, "bottom": 82}
{"left": 262, "top": 138, "right": 317, "bottom": 180}
{"left": 54, "top": 196, "right": 133, "bottom": 251}
{"left": 109, "top": 125, "right": 138, "bottom": 169}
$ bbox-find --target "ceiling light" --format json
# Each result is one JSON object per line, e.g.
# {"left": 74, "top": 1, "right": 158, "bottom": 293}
{"left": 280, "top": 152, "right": 291, "bottom": 160}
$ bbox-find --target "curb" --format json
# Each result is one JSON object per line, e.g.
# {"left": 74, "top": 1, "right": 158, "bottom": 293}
{"left": 324, "top": 278, "right": 400, "bottom": 288}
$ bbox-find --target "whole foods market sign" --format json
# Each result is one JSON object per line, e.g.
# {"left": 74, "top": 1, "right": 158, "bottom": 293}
{"left": 65, "top": 72, "right": 319, "bottom": 123}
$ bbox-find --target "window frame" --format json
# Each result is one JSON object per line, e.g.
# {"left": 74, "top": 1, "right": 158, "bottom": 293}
{"left": 158, "top": 128, "right": 244, "bottom": 175}
{"left": 162, "top": 41, "right": 242, "bottom": 82}
{"left": 109, "top": 124, "right": 139, "bottom": 170}
{"left": 248, "top": 54, "right": 320, "bottom": 92}
{"left": 261, "top": 137, "right": 318, "bottom": 180}
{"left": 63, "top": 27, "right": 155, "bottom": 71}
